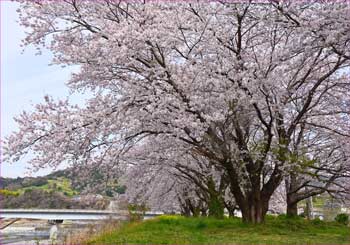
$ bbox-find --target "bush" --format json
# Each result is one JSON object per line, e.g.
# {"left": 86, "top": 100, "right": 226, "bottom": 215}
{"left": 311, "top": 217, "right": 323, "bottom": 225}
{"left": 208, "top": 197, "right": 224, "bottom": 219}
{"left": 298, "top": 212, "right": 306, "bottom": 218}
{"left": 0, "top": 189, "right": 19, "bottom": 197}
{"left": 22, "top": 177, "right": 48, "bottom": 187}
{"left": 127, "top": 203, "right": 149, "bottom": 221}
{"left": 335, "top": 213, "right": 349, "bottom": 225}
{"left": 277, "top": 214, "right": 303, "bottom": 220}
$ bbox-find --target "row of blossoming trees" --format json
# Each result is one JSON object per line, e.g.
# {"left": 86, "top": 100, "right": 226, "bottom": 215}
{"left": 4, "top": 0, "right": 350, "bottom": 224}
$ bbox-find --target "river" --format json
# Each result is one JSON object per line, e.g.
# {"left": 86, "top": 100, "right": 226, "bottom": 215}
{"left": 0, "top": 219, "right": 103, "bottom": 244}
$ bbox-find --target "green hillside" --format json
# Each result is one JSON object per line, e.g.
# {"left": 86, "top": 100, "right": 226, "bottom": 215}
{"left": 0, "top": 170, "right": 85, "bottom": 209}
{"left": 0, "top": 170, "right": 78, "bottom": 197}
{"left": 17, "top": 177, "right": 78, "bottom": 197}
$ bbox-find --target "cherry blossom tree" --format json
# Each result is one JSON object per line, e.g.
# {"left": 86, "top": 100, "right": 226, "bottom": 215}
{"left": 4, "top": 1, "right": 350, "bottom": 223}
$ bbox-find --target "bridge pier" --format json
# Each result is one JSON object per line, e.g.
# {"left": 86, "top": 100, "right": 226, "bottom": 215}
{"left": 49, "top": 224, "right": 59, "bottom": 243}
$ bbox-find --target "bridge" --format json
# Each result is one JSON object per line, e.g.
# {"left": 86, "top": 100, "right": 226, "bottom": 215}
{"left": 0, "top": 209, "right": 163, "bottom": 221}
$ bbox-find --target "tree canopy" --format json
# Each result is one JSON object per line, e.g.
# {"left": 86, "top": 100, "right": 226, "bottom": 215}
{"left": 4, "top": 0, "right": 350, "bottom": 223}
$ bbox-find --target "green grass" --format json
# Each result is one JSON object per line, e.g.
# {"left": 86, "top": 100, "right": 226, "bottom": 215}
{"left": 87, "top": 215, "right": 350, "bottom": 244}
{"left": 19, "top": 177, "right": 78, "bottom": 196}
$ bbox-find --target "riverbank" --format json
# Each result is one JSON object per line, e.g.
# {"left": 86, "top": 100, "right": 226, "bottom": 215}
{"left": 0, "top": 219, "right": 102, "bottom": 244}
{"left": 85, "top": 215, "right": 350, "bottom": 245}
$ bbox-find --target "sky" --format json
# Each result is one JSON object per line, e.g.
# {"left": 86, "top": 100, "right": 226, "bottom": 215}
{"left": 1, "top": 2, "right": 84, "bottom": 178}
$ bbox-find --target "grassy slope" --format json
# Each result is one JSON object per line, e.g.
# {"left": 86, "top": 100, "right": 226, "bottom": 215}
{"left": 88, "top": 215, "right": 350, "bottom": 245}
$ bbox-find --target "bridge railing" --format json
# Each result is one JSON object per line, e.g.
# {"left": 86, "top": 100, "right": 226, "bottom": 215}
{"left": 0, "top": 209, "right": 164, "bottom": 220}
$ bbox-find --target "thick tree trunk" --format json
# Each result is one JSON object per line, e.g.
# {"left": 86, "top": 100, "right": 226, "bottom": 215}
{"left": 287, "top": 201, "right": 298, "bottom": 216}
{"left": 242, "top": 207, "right": 261, "bottom": 223}
{"left": 181, "top": 205, "right": 191, "bottom": 217}
{"left": 286, "top": 175, "right": 299, "bottom": 217}
{"left": 222, "top": 157, "right": 283, "bottom": 224}
{"left": 240, "top": 192, "right": 269, "bottom": 224}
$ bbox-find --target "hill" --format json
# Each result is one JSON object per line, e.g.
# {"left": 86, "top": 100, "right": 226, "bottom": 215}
{"left": 0, "top": 169, "right": 73, "bottom": 193}
{"left": 0, "top": 170, "right": 109, "bottom": 209}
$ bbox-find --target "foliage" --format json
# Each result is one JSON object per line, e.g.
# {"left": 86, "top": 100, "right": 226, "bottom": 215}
{"left": 0, "top": 176, "right": 47, "bottom": 190}
{"left": 335, "top": 213, "right": 349, "bottom": 225}
{"left": 0, "top": 170, "right": 116, "bottom": 209}
{"left": 127, "top": 203, "right": 149, "bottom": 221}
{"left": 207, "top": 195, "right": 224, "bottom": 219}
{"left": 22, "top": 177, "right": 48, "bottom": 187}
{"left": 0, "top": 188, "right": 109, "bottom": 209}
{"left": 17, "top": 177, "right": 78, "bottom": 197}
{"left": 1, "top": 189, "right": 75, "bottom": 209}
{"left": 87, "top": 215, "right": 350, "bottom": 244}
{"left": 0, "top": 189, "right": 19, "bottom": 197}
{"left": 0, "top": 170, "right": 78, "bottom": 196}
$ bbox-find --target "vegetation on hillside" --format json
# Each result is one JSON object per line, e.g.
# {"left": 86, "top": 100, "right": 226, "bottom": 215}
{"left": 0, "top": 170, "right": 111, "bottom": 209}
{"left": 0, "top": 189, "right": 19, "bottom": 197}
{"left": 1, "top": 189, "right": 78, "bottom": 209}
{"left": 86, "top": 215, "right": 350, "bottom": 245}
{"left": 17, "top": 177, "right": 78, "bottom": 197}
{"left": 0, "top": 170, "right": 71, "bottom": 191}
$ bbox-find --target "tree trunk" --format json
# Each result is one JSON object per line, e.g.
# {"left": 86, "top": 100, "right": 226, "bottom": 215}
{"left": 241, "top": 203, "right": 267, "bottom": 223}
{"left": 200, "top": 207, "right": 208, "bottom": 217}
{"left": 224, "top": 201, "right": 236, "bottom": 218}
{"left": 208, "top": 195, "right": 224, "bottom": 219}
{"left": 305, "top": 196, "right": 313, "bottom": 220}
{"left": 227, "top": 208, "right": 235, "bottom": 218}
{"left": 181, "top": 206, "right": 191, "bottom": 217}
{"left": 223, "top": 158, "right": 283, "bottom": 224}
{"left": 287, "top": 201, "right": 298, "bottom": 216}
{"left": 207, "top": 179, "right": 225, "bottom": 219}
{"left": 240, "top": 193, "right": 269, "bottom": 224}
{"left": 286, "top": 178, "right": 299, "bottom": 217}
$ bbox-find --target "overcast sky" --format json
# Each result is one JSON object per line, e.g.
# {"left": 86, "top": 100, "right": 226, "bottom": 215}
{"left": 1, "top": 2, "right": 83, "bottom": 178}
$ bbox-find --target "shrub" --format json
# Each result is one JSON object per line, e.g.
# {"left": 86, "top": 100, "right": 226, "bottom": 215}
{"left": 127, "top": 203, "right": 149, "bottom": 221}
{"left": 334, "top": 213, "right": 349, "bottom": 225}
{"left": 0, "top": 189, "right": 19, "bottom": 197}
{"left": 208, "top": 196, "right": 224, "bottom": 219}
{"left": 298, "top": 212, "right": 306, "bottom": 218}
{"left": 311, "top": 217, "right": 323, "bottom": 225}
{"left": 277, "top": 214, "right": 288, "bottom": 219}
{"left": 277, "top": 214, "right": 302, "bottom": 220}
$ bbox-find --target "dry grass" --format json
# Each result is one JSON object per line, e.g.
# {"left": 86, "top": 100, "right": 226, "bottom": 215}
{"left": 62, "top": 218, "right": 124, "bottom": 245}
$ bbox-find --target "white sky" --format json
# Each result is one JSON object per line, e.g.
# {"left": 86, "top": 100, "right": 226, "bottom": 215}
{"left": 1, "top": 2, "right": 84, "bottom": 177}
